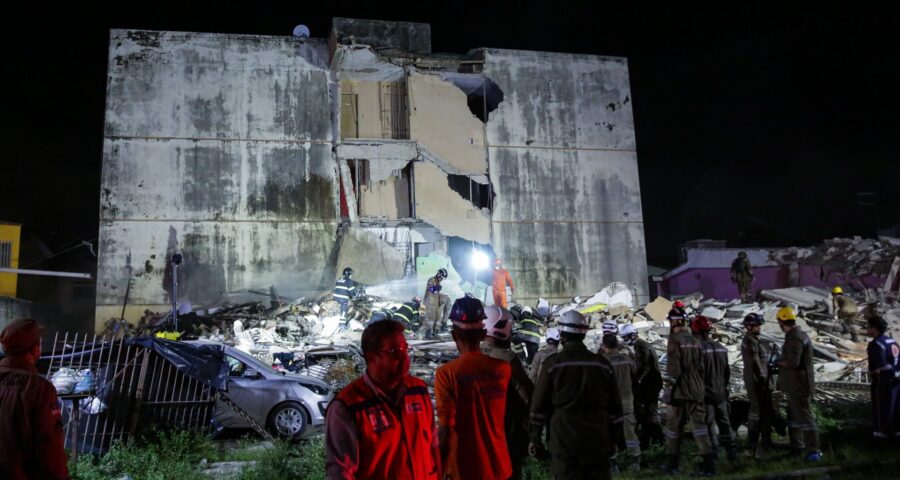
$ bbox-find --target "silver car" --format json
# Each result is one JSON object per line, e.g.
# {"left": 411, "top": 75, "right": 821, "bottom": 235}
{"left": 187, "top": 341, "right": 333, "bottom": 440}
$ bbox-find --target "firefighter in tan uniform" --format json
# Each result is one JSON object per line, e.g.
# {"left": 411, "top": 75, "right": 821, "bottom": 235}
{"left": 775, "top": 306, "right": 823, "bottom": 462}
{"left": 598, "top": 325, "right": 641, "bottom": 472}
{"left": 662, "top": 308, "right": 714, "bottom": 476}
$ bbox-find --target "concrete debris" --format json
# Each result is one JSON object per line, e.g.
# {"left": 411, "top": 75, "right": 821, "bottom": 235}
{"left": 699, "top": 306, "right": 726, "bottom": 321}
{"left": 772, "top": 237, "right": 900, "bottom": 280}
{"left": 584, "top": 282, "right": 634, "bottom": 309}
{"left": 760, "top": 286, "right": 832, "bottom": 309}
{"left": 643, "top": 296, "right": 674, "bottom": 323}
{"left": 102, "top": 267, "right": 900, "bottom": 405}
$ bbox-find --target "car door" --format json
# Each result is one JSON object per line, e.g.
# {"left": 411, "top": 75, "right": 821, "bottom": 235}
{"left": 215, "top": 354, "right": 265, "bottom": 428}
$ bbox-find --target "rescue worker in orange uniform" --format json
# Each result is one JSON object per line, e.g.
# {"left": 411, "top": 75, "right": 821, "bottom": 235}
{"left": 436, "top": 295, "right": 512, "bottom": 480}
{"left": 325, "top": 319, "right": 440, "bottom": 479}
{"left": 0, "top": 318, "right": 70, "bottom": 480}
{"left": 491, "top": 258, "right": 515, "bottom": 308}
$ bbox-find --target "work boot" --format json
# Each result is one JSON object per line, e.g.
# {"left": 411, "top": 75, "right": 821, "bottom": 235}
{"left": 660, "top": 455, "right": 679, "bottom": 476}
{"left": 696, "top": 454, "right": 716, "bottom": 477}
{"left": 422, "top": 327, "right": 434, "bottom": 340}
{"left": 726, "top": 446, "right": 738, "bottom": 462}
{"left": 626, "top": 456, "right": 641, "bottom": 473}
{"left": 609, "top": 460, "right": 620, "bottom": 475}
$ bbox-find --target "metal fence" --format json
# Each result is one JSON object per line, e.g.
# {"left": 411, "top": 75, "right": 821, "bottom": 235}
{"left": 43, "top": 333, "right": 215, "bottom": 456}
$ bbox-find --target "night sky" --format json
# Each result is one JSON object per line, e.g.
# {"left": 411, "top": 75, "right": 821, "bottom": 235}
{"left": 4, "top": 3, "right": 898, "bottom": 268}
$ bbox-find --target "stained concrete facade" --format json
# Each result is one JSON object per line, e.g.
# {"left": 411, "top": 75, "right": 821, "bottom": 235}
{"left": 484, "top": 49, "right": 647, "bottom": 303}
{"left": 97, "top": 20, "right": 648, "bottom": 328}
{"left": 97, "top": 31, "right": 338, "bottom": 326}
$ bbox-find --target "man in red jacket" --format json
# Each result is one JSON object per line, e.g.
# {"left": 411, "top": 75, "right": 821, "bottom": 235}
{"left": 0, "top": 318, "right": 70, "bottom": 480}
{"left": 325, "top": 319, "right": 440, "bottom": 479}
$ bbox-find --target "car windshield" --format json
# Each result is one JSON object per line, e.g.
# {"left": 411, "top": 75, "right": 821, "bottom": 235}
{"left": 231, "top": 350, "right": 277, "bottom": 374}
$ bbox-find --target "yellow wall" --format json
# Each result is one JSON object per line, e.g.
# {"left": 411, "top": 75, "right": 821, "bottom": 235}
{"left": 341, "top": 79, "right": 387, "bottom": 139}
{"left": 408, "top": 72, "right": 487, "bottom": 174}
{"left": 0, "top": 224, "right": 21, "bottom": 297}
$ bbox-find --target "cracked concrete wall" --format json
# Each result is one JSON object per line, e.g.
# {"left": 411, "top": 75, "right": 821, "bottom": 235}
{"left": 408, "top": 72, "right": 487, "bottom": 175}
{"left": 97, "top": 30, "right": 337, "bottom": 328}
{"left": 335, "top": 227, "right": 407, "bottom": 286}
{"left": 414, "top": 162, "right": 490, "bottom": 243}
{"left": 484, "top": 49, "right": 649, "bottom": 303}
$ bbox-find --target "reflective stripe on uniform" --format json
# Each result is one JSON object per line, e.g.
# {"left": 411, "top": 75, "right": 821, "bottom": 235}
{"left": 548, "top": 361, "right": 612, "bottom": 374}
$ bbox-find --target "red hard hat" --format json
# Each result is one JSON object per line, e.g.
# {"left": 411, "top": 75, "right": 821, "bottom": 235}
{"left": 690, "top": 315, "right": 712, "bottom": 334}
{"left": 673, "top": 300, "right": 685, "bottom": 309}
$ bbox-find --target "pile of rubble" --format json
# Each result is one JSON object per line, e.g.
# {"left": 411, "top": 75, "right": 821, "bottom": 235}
{"left": 771, "top": 236, "right": 900, "bottom": 279}
{"left": 99, "top": 260, "right": 899, "bottom": 396}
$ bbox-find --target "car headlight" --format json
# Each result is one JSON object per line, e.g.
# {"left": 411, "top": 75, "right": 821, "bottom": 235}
{"left": 299, "top": 382, "right": 330, "bottom": 396}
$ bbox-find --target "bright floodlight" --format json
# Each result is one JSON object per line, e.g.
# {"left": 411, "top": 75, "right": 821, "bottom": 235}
{"left": 471, "top": 250, "right": 489, "bottom": 270}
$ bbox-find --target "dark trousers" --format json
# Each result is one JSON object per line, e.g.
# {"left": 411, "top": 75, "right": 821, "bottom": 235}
{"left": 872, "top": 376, "right": 900, "bottom": 439}
{"left": 664, "top": 400, "right": 712, "bottom": 456}
{"left": 746, "top": 382, "right": 775, "bottom": 449}
{"left": 705, "top": 400, "right": 735, "bottom": 450}
{"left": 786, "top": 394, "right": 820, "bottom": 453}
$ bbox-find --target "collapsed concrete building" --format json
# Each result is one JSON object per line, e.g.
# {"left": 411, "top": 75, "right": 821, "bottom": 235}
{"left": 96, "top": 18, "right": 648, "bottom": 329}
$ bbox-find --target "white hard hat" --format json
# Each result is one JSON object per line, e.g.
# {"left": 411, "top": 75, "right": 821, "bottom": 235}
{"left": 619, "top": 323, "right": 637, "bottom": 337}
{"left": 601, "top": 320, "right": 619, "bottom": 336}
{"left": 546, "top": 327, "right": 560, "bottom": 342}
{"left": 484, "top": 305, "right": 512, "bottom": 341}
{"left": 522, "top": 306, "right": 533, "bottom": 315}
{"left": 558, "top": 310, "right": 589, "bottom": 334}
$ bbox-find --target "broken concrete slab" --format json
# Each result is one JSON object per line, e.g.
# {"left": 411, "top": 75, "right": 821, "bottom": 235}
{"left": 760, "top": 286, "right": 831, "bottom": 309}
{"left": 413, "top": 162, "right": 490, "bottom": 243}
{"left": 644, "top": 296, "right": 674, "bottom": 323}
{"left": 700, "top": 306, "right": 726, "bottom": 321}
{"left": 408, "top": 72, "right": 488, "bottom": 175}
{"left": 335, "top": 227, "right": 407, "bottom": 285}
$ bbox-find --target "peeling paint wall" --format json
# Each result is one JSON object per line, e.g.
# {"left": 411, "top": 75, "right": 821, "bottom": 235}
{"left": 97, "top": 30, "right": 337, "bottom": 328}
{"left": 414, "top": 162, "right": 490, "bottom": 243}
{"left": 408, "top": 73, "right": 487, "bottom": 175}
{"left": 484, "top": 49, "right": 649, "bottom": 303}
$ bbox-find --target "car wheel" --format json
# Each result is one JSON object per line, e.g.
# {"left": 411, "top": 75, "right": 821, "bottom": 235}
{"left": 267, "top": 401, "right": 308, "bottom": 440}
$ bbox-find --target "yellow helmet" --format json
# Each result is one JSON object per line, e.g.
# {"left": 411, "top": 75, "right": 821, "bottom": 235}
{"left": 832, "top": 286, "right": 843, "bottom": 295}
{"left": 776, "top": 306, "right": 797, "bottom": 322}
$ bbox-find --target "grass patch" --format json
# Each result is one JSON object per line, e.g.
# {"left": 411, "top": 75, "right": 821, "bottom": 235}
{"left": 238, "top": 438, "right": 326, "bottom": 480}
{"left": 71, "top": 429, "right": 220, "bottom": 480}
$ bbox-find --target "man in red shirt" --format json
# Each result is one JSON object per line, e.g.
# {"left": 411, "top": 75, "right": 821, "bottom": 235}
{"left": 0, "top": 318, "right": 70, "bottom": 480}
{"left": 436, "top": 295, "right": 512, "bottom": 480}
{"left": 325, "top": 319, "right": 440, "bottom": 479}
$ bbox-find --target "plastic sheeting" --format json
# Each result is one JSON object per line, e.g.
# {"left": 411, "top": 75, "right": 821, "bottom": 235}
{"left": 126, "top": 337, "right": 229, "bottom": 392}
